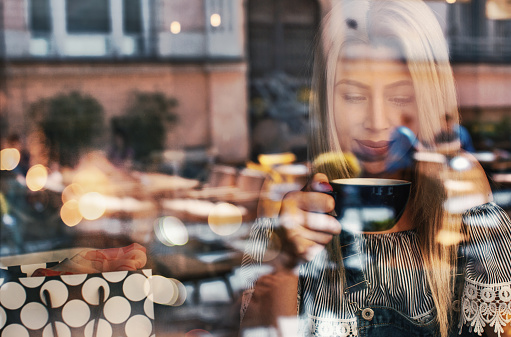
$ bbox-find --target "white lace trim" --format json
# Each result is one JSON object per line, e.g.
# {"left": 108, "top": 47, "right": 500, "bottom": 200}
{"left": 302, "top": 315, "right": 358, "bottom": 337}
{"left": 459, "top": 278, "right": 511, "bottom": 337}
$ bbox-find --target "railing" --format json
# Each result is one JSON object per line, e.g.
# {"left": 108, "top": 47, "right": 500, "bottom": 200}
{"left": 449, "top": 36, "right": 511, "bottom": 63}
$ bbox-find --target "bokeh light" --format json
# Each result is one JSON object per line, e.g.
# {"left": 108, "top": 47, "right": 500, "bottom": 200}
{"left": 437, "top": 229, "right": 464, "bottom": 246}
{"left": 154, "top": 216, "right": 189, "bottom": 246}
{"left": 62, "top": 183, "right": 85, "bottom": 203}
{"left": 449, "top": 156, "right": 472, "bottom": 171}
{"left": 170, "top": 278, "right": 187, "bottom": 306}
{"left": 207, "top": 203, "right": 243, "bottom": 236}
{"left": 26, "top": 164, "right": 48, "bottom": 191}
{"left": 446, "top": 0, "right": 456, "bottom": 3}
{"left": 170, "top": 21, "right": 181, "bottom": 34}
{"left": 210, "top": 13, "right": 221, "bottom": 27}
{"left": 72, "top": 167, "right": 109, "bottom": 194}
{"left": 146, "top": 275, "right": 176, "bottom": 305}
{"left": 0, "top": 148, "right": 20, "bottom": 171}
{"left": 78, "top": 192, "right": 107, "bottom": 220}
{"left": 60, "top": 200, "right": 82, "bottom": 227}
{"left": 145, "top": 276, "right": 187, "bottom": 306}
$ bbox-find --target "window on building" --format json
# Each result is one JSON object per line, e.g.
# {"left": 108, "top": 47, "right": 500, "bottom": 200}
{"left": 30, "top": 0, "right": 52, "bottom": 33}
{"left": 66, "top": 0, "right": 110, "bottom": 33}
{"left": 447, "top": 0, "right": 511, "bottom": 63}
{"left": 123, "top": 0, "right": 142, "bottom": 34}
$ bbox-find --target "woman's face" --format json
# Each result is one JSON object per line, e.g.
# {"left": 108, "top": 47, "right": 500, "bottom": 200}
{"left": 333, "top": 43, "right": 419, "bottom": 175}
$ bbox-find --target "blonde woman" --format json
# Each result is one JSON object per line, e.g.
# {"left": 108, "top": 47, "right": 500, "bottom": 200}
{"left": 240, "top": 0, "right": 511, "bottom": 336}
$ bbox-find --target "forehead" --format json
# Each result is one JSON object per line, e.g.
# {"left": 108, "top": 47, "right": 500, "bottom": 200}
{"left": 336, "top": 44, "right": 411, "bottom": 80}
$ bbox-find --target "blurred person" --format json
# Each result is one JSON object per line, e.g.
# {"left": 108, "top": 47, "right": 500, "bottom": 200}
{"left": 108, "top": 122, "right": 134, "bottom": 170}
{"left": 435, "top": 113, "right": 476, "bottom": 153}
{"left": 240, "top": 1, "right": 510, "bottom": 337}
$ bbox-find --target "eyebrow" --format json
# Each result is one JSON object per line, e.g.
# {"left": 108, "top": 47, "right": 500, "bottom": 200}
{"left": 335, "top": 79, "right": 414, "bottom": 90}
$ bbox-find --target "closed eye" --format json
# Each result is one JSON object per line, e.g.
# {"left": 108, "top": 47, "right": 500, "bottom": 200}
{"left": 343, "top": 94, "right": 367, "bottom": 104}
{"left": 388, "top": 96, "right": 414, "bottom": 106}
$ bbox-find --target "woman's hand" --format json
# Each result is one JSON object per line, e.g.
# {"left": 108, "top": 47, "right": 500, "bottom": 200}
{"left": 277, "top": 173, "right": 341, "bottom": 265}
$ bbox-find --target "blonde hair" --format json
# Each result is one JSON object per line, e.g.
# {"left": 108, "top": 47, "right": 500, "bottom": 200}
{"left": 309, "top": 1, "right": 462, "bottom": 336}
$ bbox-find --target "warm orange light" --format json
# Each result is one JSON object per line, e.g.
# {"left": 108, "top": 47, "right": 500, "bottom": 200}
{"left": 207, "top": 203, "right": 243, "bottom": 236}
{"left": 72, "top": 167, "right": 109, "bottom": 194}
{"left": 446, "top": 0, "right": 456, "bottom": 3}
{"left": 61, "top": 200, "right": 82, "bottom": 227}
{"left": 437, "top": 229, "right": 464, "bottom": 246}
{"left": 210, "top": 13, "right": 221, "bottom": 27}
{"left": 78, "top": 192, "right": 106, "bottom": 220}
{"left": 170, "top": 21, "right": 181, "bottom": 34}
{"left": 1, "top": 148, "right": 21, "bottom": 171}
{"left": 62, "top": 183, "right": 85, "bottom": 204}
{"left": 26, "top": 164, "right": 48, "bottom": 191}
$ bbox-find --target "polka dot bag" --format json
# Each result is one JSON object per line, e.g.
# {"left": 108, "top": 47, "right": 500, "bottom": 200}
{"left": 0, "top": 264, "right": 154, "bottom": 337}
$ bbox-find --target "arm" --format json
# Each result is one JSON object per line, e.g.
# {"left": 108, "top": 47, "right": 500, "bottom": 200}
{"left": 240, "top": 174, "right": 340, "bottom": 333}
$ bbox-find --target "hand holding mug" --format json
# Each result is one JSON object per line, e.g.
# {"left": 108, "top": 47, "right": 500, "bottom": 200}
{"left": 277, "top": 173, "right": 341, "bottom": 265}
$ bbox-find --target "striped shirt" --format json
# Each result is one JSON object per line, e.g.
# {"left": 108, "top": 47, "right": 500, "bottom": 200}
{"left": 241, "top": 202, "right": 511, "bottom": 336}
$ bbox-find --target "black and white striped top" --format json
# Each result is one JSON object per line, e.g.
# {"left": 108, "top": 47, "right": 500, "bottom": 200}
{"left": 241, "top": 202, "right": 511, "bottom": 337}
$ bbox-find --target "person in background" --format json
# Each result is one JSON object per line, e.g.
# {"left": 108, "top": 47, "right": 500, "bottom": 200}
{"left": 239, "top": 1, "right": 509, "bottom": 337}
{"left": 108, "top": 122, "right": 134, "bottom": 170}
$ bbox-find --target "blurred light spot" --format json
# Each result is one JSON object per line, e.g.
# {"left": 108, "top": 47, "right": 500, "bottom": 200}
{"left": 437, "top": 229, "right": 464, "bottom": 246}
{"left": 155, "top": 216, "right": 188, "bottom": 246}
{"left": 78, "top": 192, "right": 106, "bottom": 220}
{"left": 170, "top": 21, "right": 181, "bottom": 34}
{"left": 145, "top": 275, "right": 177, "bottom": 305}
{"left": 446, "top": 0, "right": 456, "bottom": 3}
{"left": 444, "top": 194, "right": 487, "bottom": 214}
{"left": 62, "top": 183, "right": 85, "bottom": 203}
{"left": 258, "top": 152, "right": 296, "bottom": 167}
{"left": 0, "top": 148, "right": 20, "bottom": 170}
{"left": 61, "top": 200, "right": 83, "bottom": 227}
{"left": 414, "top": 152, "right": 446, "bottom": 164}
{"left": 210, "top": 13, "right": 221, "bottom": 27}
{"left": 472, "top": 151, "right": 495, "bottom": 163}
{"left": 72, "top": 167, "right": 109, "bottom": 194}
{"left": 170, "top": 278, "right": 187, "bottom": 306}
{"left": 208, "top": 203, "right": 243, "bottom": 236}
{"left": 26, "top": 164, "right": 48, "bottom": 191}
{"left": 444, "top": 180, "right": 475, "bottom": 192}
{"left": 186, "top": 329, "right": 212, "bottom": 337}
{"left": 449, "top": 156, "right": 472, "bottom": 171}
{"left": 2, "top": 214, "right": 15, "bottom": 226}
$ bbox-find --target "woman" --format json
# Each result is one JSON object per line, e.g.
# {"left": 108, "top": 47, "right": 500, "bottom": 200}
{"left": 240, "top": 0, "right": 511, "bottom": 336}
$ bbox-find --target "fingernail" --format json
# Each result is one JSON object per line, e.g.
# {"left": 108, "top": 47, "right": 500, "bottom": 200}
{"left": 312, "top": 181, "right": 333, "bottom": 192}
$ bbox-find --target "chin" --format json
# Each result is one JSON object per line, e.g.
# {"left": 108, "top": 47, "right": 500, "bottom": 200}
{"left": 361, "top": 161, "right": 386, "bottom": 176}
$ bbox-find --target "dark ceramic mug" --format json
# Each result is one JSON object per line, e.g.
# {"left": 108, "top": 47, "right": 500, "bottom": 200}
{"left": 327, "top": 178, "right": 411, "bottom": 232}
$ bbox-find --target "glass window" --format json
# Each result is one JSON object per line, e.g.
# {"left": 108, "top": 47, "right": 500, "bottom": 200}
{"left": 30, "top": 0, "right": 52, "bottom": 33}
{"left": 66, "top": 0, "right": 110, "bottom": 33}
{"left": 123, "top": 0, "right": 142, "bottom": 34}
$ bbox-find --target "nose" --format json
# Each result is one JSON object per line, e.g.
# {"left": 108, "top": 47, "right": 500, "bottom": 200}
{"left": 364, "top": 94, "right": 391, "bottom": 131}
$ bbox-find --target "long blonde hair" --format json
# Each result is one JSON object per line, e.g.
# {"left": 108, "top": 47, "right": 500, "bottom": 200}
{"left": 309, "top": 1, "right": 462, "bottom": 336}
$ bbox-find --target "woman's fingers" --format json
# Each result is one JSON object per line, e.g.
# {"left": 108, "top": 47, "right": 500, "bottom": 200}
{"left": 280, "top": 208, "right": 340, "bottom": 235}
{"left": 277, "top": 173, "right": 341, "bottom": 262}
{"left": 283, "top": 189, "right": 335, "bottom": 214}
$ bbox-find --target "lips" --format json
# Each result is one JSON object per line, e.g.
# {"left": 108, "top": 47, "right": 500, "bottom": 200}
{"left": 354, "top": 139, "right": 390, "bottom": 158}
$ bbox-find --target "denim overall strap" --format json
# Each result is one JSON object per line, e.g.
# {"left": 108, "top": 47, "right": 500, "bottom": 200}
{"left": 340, "top": 230, "right": 369, "bottom": 294}
{"left": 356, "top": 306, "right": 439, "bottom": 337}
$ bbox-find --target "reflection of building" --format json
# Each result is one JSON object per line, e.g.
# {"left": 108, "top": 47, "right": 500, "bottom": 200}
{"left": 2, "top": 0, "right": 248, "bottom": 163}
{"left": 447, "top": 0, "right": 511, "bottom": 150}
{"left": 2, "top": 0, "right": 510, "bottom": 164}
